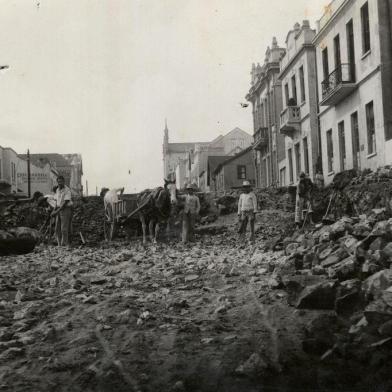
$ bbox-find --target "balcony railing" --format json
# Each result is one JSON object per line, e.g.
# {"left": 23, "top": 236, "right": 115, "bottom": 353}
{"left": 280, "top": 106, "right": 301, "bottom": 137}
{"left": 321, "top": 63, "right": 356, "bottom": 106}
{"left": 253, "top": 127, "right": 268, "bottom": 150}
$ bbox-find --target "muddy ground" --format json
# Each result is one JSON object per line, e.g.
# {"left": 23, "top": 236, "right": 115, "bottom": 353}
{"left": 0, "top": 210, "right": 390, "bottom": 392}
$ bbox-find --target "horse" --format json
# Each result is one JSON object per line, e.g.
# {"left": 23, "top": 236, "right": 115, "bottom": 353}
{"left": 136, "top": 179, "right": 177, "bottom": 244}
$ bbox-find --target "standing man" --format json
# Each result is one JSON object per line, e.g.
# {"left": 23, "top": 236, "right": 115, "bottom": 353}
{"left": 182, "top": 184, "right": 200, "bottom": 243}
{"left": 52, "top": 176, "right": 73, "bottom": 246}
{"left": 295, "top": 172, "right": 314, "bottom": 228}
{"left": 238, "top": 180, "right": 258, "bottom": 243}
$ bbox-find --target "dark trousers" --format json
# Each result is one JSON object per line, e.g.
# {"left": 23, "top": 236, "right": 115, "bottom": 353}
{"left": 238, "top": 210, "right": 255, "bottom": 241}
{"left": 182, "top": 212, "right": 196, "bottom": 243}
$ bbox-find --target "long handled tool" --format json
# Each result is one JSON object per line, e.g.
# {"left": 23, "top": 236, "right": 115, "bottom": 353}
{"left": 322, "top": 190, "right": 336, "bottom": 224}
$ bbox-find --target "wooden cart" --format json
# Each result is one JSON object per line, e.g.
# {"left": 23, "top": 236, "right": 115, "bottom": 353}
{"left": 104, "top": 194, "right": 140, "bottom": 241}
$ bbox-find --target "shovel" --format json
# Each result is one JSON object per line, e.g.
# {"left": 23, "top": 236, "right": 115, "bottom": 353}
{"left": 322, "top": 191, "right": 336, "bottom": 224}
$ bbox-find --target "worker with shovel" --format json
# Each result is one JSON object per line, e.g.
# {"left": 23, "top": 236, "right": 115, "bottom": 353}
{"left": 295, "top": 172, "right": 314, "bottom": 229}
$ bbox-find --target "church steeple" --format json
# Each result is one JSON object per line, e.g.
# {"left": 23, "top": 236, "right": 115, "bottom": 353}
{"left": 163, "top": 118, "right": 169, "bottom": 155}
{"left": 164, "top": 118, "right": 169, "bottom": 143}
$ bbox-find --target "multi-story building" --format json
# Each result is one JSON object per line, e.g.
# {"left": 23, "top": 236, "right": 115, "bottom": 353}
{"left": 278, "top": 21, "right": 320, "bottom": 186}
{"left": 314, "top": 0, "right": 392, "bottom": 184}
{"left": 0, "top": 146, "right": 19, "bottom": 194}
{"left": 246, "top": 37, "right": 286, "bottom": 188}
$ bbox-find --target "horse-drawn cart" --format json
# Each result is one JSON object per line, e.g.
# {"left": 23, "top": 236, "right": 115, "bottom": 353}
{"left": 103, "top": 194, "right": 140, "bottom": 241}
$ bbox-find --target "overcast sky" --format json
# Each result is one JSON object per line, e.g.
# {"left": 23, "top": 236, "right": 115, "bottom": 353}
{"left": 0, "top": 0, "right": 327, "bottom": 193}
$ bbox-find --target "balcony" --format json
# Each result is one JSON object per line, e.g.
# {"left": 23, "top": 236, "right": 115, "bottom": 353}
{"left": 253, "top": 127, "right": 268, "bottom": 150}
{"left": 321, "top": 63, "right": 356, "bottom": 106}
{"left": 280, "top": 106, "right": 301, "bottom": 137}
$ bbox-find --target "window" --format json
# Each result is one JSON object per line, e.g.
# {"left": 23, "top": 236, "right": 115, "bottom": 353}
{"left": 303, "top": 137, "right": 309, "bottom": 174}
{"left": 322, "top": 47, "right": 329, "bottom": 82}
{"left": 284, "top": 83, "right": 290, "bottom": 107}
{"left": 334, "top": 34, "right": 341, "bottom": 69}
{"left": 366, "top": 101, "right": 376, "bottom": 155}
{"left": 295, "top": 143, "right": 301, "bottom": 179}
{"left": 288, "top": 148, "right": 293, "bottom": 183}
{"left": 259, "top": 103, "right": 264, "bottom": 127}
{"left": 299, "top": 66, "right": 306, "bottom": 103}
{"left": 338, "top": 121, "right": 346, "bottom": 170}
{"left": 327, "top": 129, "right": 334, "bottom": 173}
{"left": 237, "top": 165, "right": 246, "bottom": 180}
{"left": 361, "top": 2, "right": 370, "bottom": 54}
{"left": 346, "top": 19, "right": 356, "bottom": 82}
{"left": 280, "top": 167, "right": 286, "bottom": 186}
{"left": 291, "top": 75, "right": 297, "bottom": 105}
{"left": 351, "top": 111, "right": 360, "bottom": 169}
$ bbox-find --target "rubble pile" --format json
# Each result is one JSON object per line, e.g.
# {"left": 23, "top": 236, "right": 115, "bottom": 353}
{"left": 0, "top": 197, "right": 106, "bottom": 245}
{"left": 269, "top": 207, "right": 392, "bottom": 383}
{"left": 71, "top": 197, "right": 106, "bottom": 244}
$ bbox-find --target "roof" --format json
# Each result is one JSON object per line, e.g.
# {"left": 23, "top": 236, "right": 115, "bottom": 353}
{"left": 18, "top": 153, "right": 71, "bottom": 168}
{"left": 213, "top": 146, "right": 253, "bottom": 174}
{"left": 207, "top": 155, "right": 233, "bottom": 174}
{"left": 168, "top": 143, "right": 198, "bottom": 153}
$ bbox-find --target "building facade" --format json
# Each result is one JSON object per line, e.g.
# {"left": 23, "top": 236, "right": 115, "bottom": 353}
{"left": 16, "top": 158, "right": 59, "bottom": 196}
{"left": 314, "top": 0, "right": 392, "bottom": 184}
{"left": 19, "top": 153, "right": 83, "bottom": 195}
{"left": 213, "top": 147, "right": 256, "bottom": 192}
{"left": 246, "top": 37, "right": 286, "bottom": 188}
{"left": 0, "top": 146, "right": 19, "bottom": 194}
{"left": 279, "top": 21, "right": 320, "bottom": 186}
{"left": 162, "top": 121, "right": 208, "bottom": 183}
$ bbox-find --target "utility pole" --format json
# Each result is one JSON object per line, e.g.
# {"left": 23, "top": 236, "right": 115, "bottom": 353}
{"left": 27, "top": 149, "right": 31, "bottom": 198}
{"left": 96, "top": 186, "right": 98, "bottom": 196}
{"left": 85, "top": 180, "right": 88, "bottom": 196}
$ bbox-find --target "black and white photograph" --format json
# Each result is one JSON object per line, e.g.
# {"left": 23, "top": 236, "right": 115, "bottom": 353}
{"left": 1, "top": 0, "right": 392, "bottom": 391}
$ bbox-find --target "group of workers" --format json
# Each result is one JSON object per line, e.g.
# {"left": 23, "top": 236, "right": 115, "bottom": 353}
{"left": 236, "top": 171, "right": 322, "bottom": 242}
{"left": 31, "top": 170, "right": 320, "bottom": 247}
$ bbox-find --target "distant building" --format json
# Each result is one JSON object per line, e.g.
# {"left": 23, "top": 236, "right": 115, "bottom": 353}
{"left": 246, "top": 37, "right": 286, "bottom": 188}
{"left": 0, "top": 146, "right": 19, "bottom": 194}
{"left": 17, "top": 158, "right": 59, "bottom": 196}
{"left": 163, "top": 122, "right": 252, "bottom": 190}
{"left": 278, "top": 21, "right": 320, "bottom": 186}
{"left": 19, "top": 153, "right": 83, "bottom": 195}
{"left": 212, "top": 147, "right": 256, "bottom": 192}
{"left": 162, "top": 120, "right": 209, "bottom": 183}
{"left": 314, "top": 0, "right": 392, "bottom": 184}
{"left": 203, "top": 155, "right": 234, "bottom": 192}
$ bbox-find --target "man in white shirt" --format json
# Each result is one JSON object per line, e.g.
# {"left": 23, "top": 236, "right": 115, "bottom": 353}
{"left": 182, "top": 184, "right": 201, "bottom": 243}
{"left": 238, "top": 180, "right": 257, "bottom": 243}
{"left": 51, "top": 176, "right": 73, "bottom": 246}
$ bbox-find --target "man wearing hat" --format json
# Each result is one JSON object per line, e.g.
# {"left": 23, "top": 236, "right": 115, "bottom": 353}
{"left": 182, "top": 183, "right": 200, "bottom": 243}
{"left": 238, "top": 180, "right": 257, "bottom": 243}
{"left": 295, "top": 172, "right": 314, "bottom": 228}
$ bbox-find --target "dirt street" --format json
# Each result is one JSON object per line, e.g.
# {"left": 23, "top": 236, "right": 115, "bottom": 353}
{"left": 0, "top": 210, "right": 389, "bottom": 391}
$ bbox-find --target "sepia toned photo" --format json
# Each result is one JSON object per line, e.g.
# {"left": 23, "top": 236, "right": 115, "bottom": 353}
{"left": 1, "top": 0, "right": 392, "bottom": 391}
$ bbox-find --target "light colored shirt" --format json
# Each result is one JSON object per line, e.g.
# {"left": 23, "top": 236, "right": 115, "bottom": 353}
{"left": 184, "top": 194, "right": 200, "bottom": 214}
{"left": 238, "top": 192, "right": 257, "bottom": 214}
{"left": 44, "top": 194, "right": 57, "bottom": 209}
{"left": 55, "top": 185, "right": 73, "bottom": 208}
